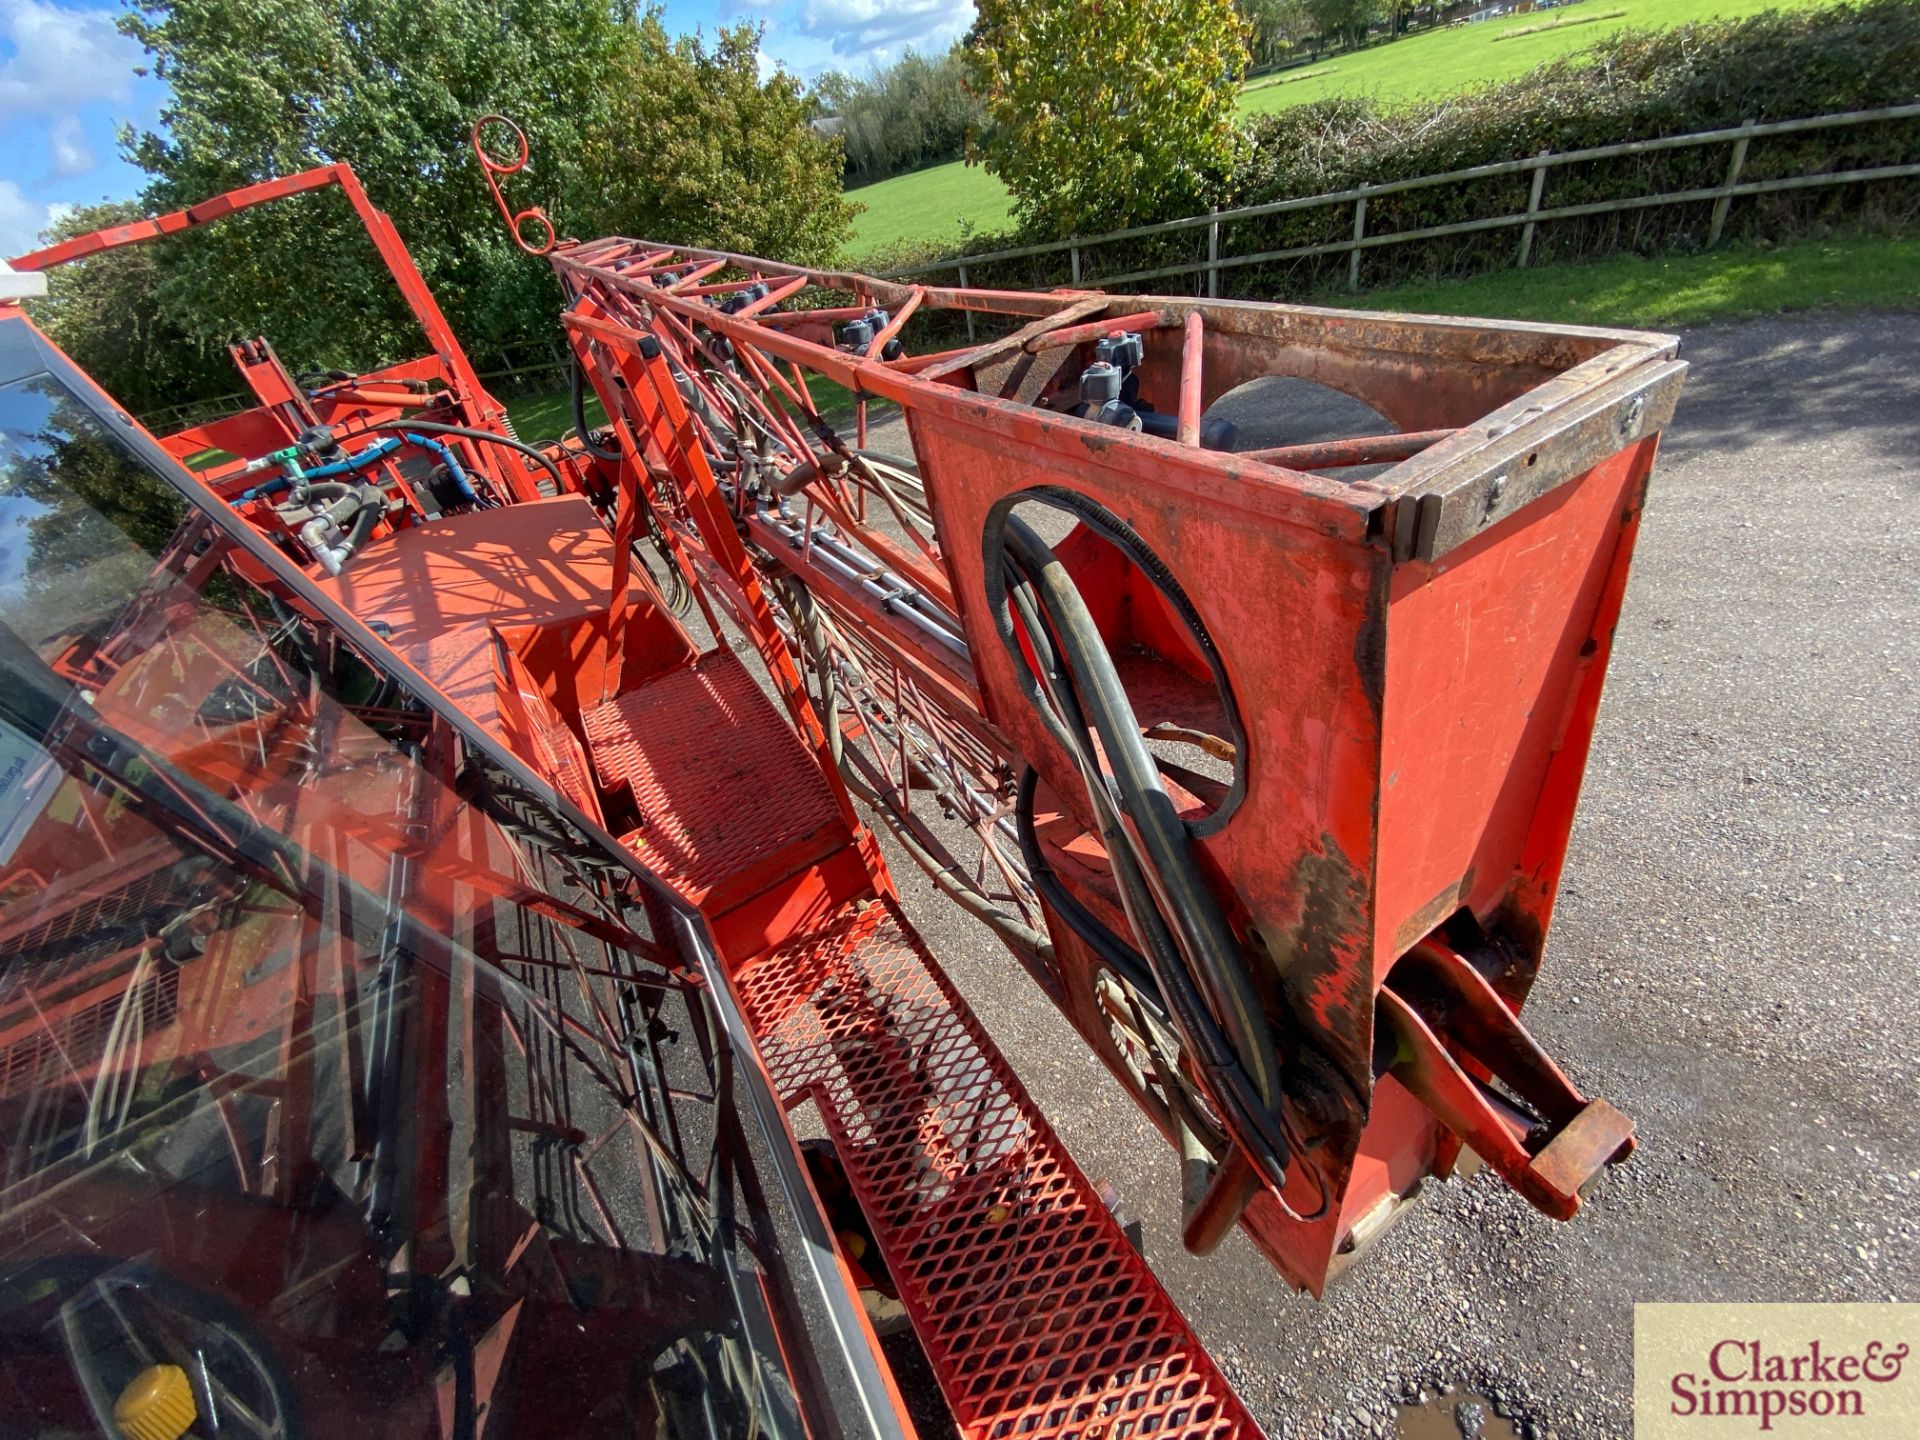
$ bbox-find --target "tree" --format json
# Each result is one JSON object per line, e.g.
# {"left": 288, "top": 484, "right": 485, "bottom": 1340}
{"left": 1302, "top": 0, "right": 1382, "bottom": 51}
{"left": 814, "top": 46, "right": 983, "bottom": 188}
{"left": 77, "top": 0, "right": 852, "bottom": 413}
{"left": 966, "top": 0, "right": 1250, "bottom": 236}
{"left": 1238, "top": 0, "right": 1306, "bottom": 68}
{"left": 33, "top": 201, "right": 237, "bottom": 421}
{"left": 117, "top": 0, "right": 646, "bottom": 382}
{"left": 608, "top": 17, "right": 856, "bottom": 265}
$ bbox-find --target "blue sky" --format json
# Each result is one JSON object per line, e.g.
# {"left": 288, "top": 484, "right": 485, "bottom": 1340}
{"left": 666, "top": 0, "right": 967, "bottom": 79}
{"left": 0, "top": 0, "right": 163, "bottom": 254}
{"left": 0, "top": 0, "right": 969, "bottom": 258}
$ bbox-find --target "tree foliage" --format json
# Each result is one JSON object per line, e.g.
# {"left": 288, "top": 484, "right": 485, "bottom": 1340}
{"left": 48, "top": 0, "right": 853, "bottom": 415}
{"left": 0, "top": 388, "right": 189, "bottom": 648}
{"left": 611, "top": 17, "right": 854, "bottom": 264}
{"left": 1237, "top": 0, "right": 1307, "bottom": 68}
{"left": 813, "top": 47, "right": 982, "bottom": 189}
{"left": 1300, "top": 0, "right": 1381, "bottom": 51}
{"left": 965, "top": 0, "right": 1250, "bottom": 236}
{"left": 33, "top": 202, "right": 238, "bottom": 420}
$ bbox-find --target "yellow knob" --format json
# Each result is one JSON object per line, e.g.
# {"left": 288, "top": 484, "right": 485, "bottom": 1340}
{"left": 114, "top": 1364, "right": 196, "bottom": 1440}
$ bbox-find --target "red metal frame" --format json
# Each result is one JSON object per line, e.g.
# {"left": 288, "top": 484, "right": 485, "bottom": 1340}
{"left": 10, "top": 163, "right": 574, "bottom": 516}
{"left": 541, "top": 233, "right": 1686, "bottom": 1305}
{"left": 13, "top": 163, "right": 491, "bottom": 422}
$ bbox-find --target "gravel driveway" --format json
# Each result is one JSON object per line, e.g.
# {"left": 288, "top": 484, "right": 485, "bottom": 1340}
{"left": 876, "top": 309, "right": 1920, "bottom": 1438}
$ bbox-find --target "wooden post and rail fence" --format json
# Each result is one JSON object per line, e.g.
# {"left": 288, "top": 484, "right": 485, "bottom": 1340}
{"left": 878, "top": 103, "right": 1920, "bottom": 296}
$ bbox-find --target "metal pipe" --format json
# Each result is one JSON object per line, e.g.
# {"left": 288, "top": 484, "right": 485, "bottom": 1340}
{"left": 1025, "top": 310, "right": 1170, "bottom": 353}
{"left": 1243, "top": 427, "right": 1455, "bottom": 470}
{"left": 1176, "top": 312, "right": 1204, "bottom": 447}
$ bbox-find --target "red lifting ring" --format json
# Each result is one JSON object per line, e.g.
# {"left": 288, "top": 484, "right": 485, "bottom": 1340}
{"left": 470, "top": 114, "right": 558, "bottom": 256}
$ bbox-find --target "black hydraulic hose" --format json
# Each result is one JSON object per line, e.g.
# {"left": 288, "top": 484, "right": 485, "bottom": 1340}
{"left": 1002, "top": 525, "right": 1221, "bottom": 950}
{"left": 1009, "top": 522, "right": 1288, "bottom": 1150}
{"left": 988, "top": 499, "right": 1251, "bottom": 1020}
{"left": 570, "top": 352, "right": 623, "bottom": 461}
{"left": 1010, "top": 485, "right": 1247, "bottom": 817}
{"left": 986, "top": 508, "right": 1293, "bottom": 1190}
{"left": 362, "top": 418, "right": 568, "bottom": 498}
{"left": 1021, "top": 579, "right": 1264, "bottom": 1143}
{"left": 290, "top": 479, "right": 382, "bottom": 569}
{"left": 345, "top": 488, "right": 383, "bottom": 551}
{"left": 1005, "top": 542, "right": 1291, "bottom": 1201}
{"left": 1014, "top": 764, "right": 1158, "bottom": 999}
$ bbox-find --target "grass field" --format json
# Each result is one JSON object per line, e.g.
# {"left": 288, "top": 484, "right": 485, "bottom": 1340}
{"left": 1318, "top": 234, "right": 1920, "bottom": 327}
{"left": 502, "top": 386, "right": 597, "bottom": 442}
{"left": 845, "top": 0, "right": 1833, "bottom": 255}
{"left": 845, "top": 163, "right": 1018, "bottom": 254}
{"left": 1236, "top": 0, "right": 1815, "bottom": 114}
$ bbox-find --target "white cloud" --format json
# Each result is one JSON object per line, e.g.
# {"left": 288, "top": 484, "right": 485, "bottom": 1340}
{"left": 0, "top": 0, "right": 144, "bottom": 119}
{"left": 0, "top": 178, "right": 65, "bottom": 256}
{"left": 46, "top": 112, "right": 90, "bottom": 176}
{"left": 799, "top": 0, "right": 966, "bottom": 59}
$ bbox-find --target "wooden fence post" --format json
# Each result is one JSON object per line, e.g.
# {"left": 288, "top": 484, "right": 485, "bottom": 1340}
{"left": 1070, "top": 246, "right": 1082, "bottom": 285}
{"left": 1517, "top": 151, "right": 1551, "bottom": 268}
{"left": 1207, "top": 212, "right": 1221, "bottom": 298}
{"left": 1348, "top": 189, "right": 1368, "bottom": 292}
{"left": 1709, "top": 119, "right": 1757, "bottom": 247}
{"left": 956, "top": 264, "right": 976, "bottom": 341}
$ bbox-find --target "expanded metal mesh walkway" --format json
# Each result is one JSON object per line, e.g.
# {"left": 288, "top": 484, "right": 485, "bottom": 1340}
{"left": 737, "top": 901, "right": 1259, "bottom": 1440}
{"left": 582, "top": 651, "right": 847, "bottom": 902}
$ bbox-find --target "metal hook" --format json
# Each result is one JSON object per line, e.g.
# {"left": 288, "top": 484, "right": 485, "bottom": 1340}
{"left": 470, "top": 114, "right": 558, "bottom": 256}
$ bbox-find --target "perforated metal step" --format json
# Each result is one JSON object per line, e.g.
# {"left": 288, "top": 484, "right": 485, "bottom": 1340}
{"left": 737, "top": 901, "right": 1259, "bottom": 1440}
{"left": 581, "top": 651, "right": 847, "bottom": 901}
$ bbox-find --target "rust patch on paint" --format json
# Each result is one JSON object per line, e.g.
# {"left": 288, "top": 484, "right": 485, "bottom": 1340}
{"left": 1392, "top": 870, "right": 1473, "bottom": 955}
{"left": 1352, "top": 561, "right": 1392, "bottom": 723}
{"left": 1260, "top": 838, "right": 1376, "bottom": 1140}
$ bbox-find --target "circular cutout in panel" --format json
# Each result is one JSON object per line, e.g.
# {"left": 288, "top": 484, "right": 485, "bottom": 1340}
{"left": 985, "top": 485, "right": 1245, "bottom": 830}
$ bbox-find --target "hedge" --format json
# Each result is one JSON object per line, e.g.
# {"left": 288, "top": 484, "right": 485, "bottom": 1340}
{"left": 871, "top": 0, "right": 1920, "bottom": 301}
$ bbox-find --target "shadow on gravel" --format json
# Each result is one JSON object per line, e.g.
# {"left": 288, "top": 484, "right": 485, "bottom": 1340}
{"left": 1662, "top": 312, "right": 1920, "bottom": 478}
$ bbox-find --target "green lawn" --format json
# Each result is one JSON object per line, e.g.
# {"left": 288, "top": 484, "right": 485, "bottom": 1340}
{"left": 503, "top": 386, "right": 597, "bottom": 442}
{"left": 1323, "top": 234, "right": 1920, "bottom": 326}
{"left": 845, "top": 0, "right": 1835, "bottom": 256}
{"left": 846, "top": 163, "right": 1019, "bottom": 256}
{"left": 1237, "top": 0, "right": 1821, "bottom": 115}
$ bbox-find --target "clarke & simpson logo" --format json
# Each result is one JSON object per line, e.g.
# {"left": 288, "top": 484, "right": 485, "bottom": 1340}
{"left": 1636, "top": 1305, "right": 1920, "bottom": 1438}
